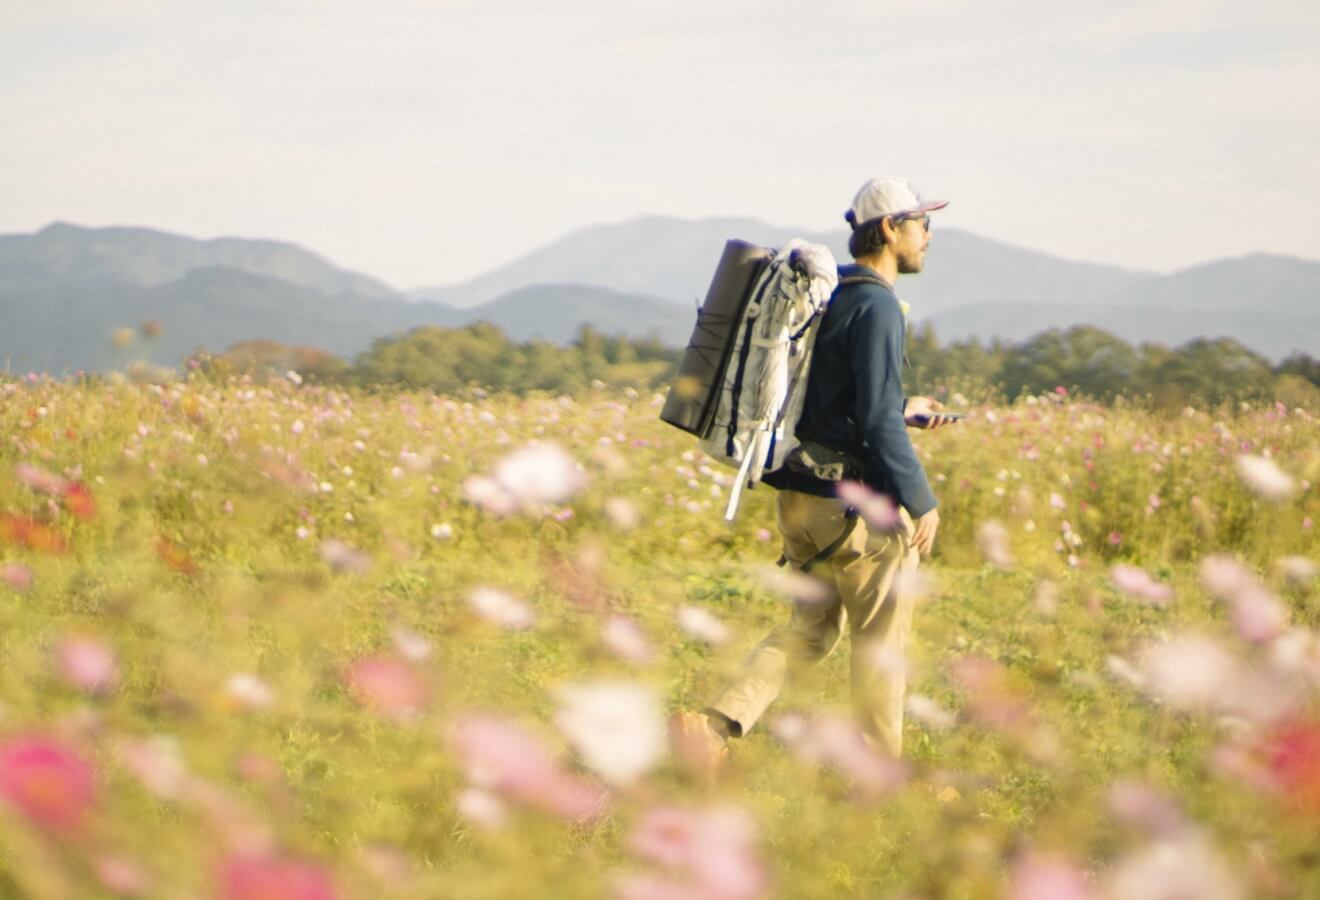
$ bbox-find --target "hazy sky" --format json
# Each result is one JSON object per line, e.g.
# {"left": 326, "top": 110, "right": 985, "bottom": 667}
{"left": 3, "top": 0, "right": 1317, "bottom": 287}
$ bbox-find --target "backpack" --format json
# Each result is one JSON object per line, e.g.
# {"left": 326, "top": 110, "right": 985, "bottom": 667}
{"left": 660, "top": 238, "right": 839, "bottom": 521}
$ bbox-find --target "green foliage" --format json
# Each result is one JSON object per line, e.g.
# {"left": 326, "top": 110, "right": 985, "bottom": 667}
{"left": 347, "top": 323, "right": 677, "bottom": 394}
{"left": 911, "top": 325, "right": 1312, "bottom": 409}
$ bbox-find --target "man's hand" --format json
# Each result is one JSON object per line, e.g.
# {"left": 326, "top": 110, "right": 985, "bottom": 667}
{"left": 904, "top": 396, "right": 956, "bottom": 429}
{"left": 911, "top": 508, "right": 940, "bottom": 556}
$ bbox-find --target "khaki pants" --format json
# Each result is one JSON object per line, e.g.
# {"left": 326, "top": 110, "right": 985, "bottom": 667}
{"left": 710, "top": 490, "right": 919, "bottom": 757}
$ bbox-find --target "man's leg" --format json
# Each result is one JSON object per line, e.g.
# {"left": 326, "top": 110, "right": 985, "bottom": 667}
{"left": 706, "top": 490, "right": 846, "bottom": 737}
{"left": 837, "top": 510, "right": 918, "bottom": 756}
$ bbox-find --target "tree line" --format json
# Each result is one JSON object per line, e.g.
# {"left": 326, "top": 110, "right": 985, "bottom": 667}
{"left": 193, "top": 322, "right": 1319, "bottom": 408}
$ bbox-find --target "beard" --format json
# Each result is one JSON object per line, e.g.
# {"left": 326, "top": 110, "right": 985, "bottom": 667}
{"left": 898, "top": 251, "right": 925, "bottom": 274}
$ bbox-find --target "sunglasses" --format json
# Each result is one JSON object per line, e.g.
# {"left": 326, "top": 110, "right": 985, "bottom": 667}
{"left": 894, "top": 213, "right": 931, "bottom": 232}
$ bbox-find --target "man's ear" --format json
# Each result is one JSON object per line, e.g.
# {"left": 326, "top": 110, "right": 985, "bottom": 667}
{"left": 879, "top": 215, "right": 898, "bottom": 245}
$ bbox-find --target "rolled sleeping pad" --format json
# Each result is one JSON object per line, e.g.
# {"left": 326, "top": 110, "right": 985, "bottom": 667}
{"left": 660, "top": 240, "right": 773, "bottom": 437}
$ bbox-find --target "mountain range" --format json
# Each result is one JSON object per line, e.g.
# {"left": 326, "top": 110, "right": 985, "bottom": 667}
{"left": 1, "top": 219, "right": 1316, "bottom": 375}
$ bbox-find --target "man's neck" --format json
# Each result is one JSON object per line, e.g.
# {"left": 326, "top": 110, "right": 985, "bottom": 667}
{"left": 852, "top": 251, "right": 899, "bottom": 288}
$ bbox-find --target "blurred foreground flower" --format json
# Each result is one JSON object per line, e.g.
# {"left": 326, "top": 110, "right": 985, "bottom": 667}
{"left": 1262, "top": 717, "right": 1320, "bottom": 816}
{"left": 1109, "top": 565, "right": 1173, "bottom": 606}
{"left": 0, "top": 735, "right": 96, "bottom": 833}
{"left": 620, "top": 804, "right": 770, "bottom": 900}
{"left": 227, "top": 674, "right": 275, "bottom": 711}
{"left": 554, "top": 681, "right": 666, "bottom": 785}
{"left": 116, "top": 736, "right": 188, "bottom": 800}
{"left": 976, "top": 519, "right": 1014, "bottom": 569}
{"left": 750, "top": 563, "right": 832, "bottom": 604}
{"left": 1106, "top": 833, "right": 1241, "bottom": 900}
{"left": 468, "top": 587, "right": 535, "bottom": 630}
{"left": 0, "top": 514, "right": 67, "bottom": 553}
{"left": 344, "top": 657, "right": 428, "bottom": 721}
{"left": 218, "top": 853, "right": 338, "bottom": 900}
{"left": 602, "top": 615, "right": 657, "bottom": 665}
{"left": 677, "top": 606, "right": 730, "bottom": 645}
{"left": 54, "top": 635, "right": 118, "bottom": 695}
{"left": 770, "top": 711, "right": 907, "bottom": 799}
{"left": 319, "top": 539, "right": 371, "bottom": 574}
{"left": 1137, "top": 635, "right": 1239, "bottom": 712}
{"left": 1199, "top": 555, "right": 1289, "bottom": 644}
{"left": 448, "top": 715, "right": 607, "bottom": 822}
{"left": 950, "top": 656, "right": 1059, "bottom": 763}
{"left": 1234, "top": 454, "right": 1298, "bottom": 501}
{"left": 835, "top": 480, "right": 899, "bottom": 531}
{"left": 464, "top": 443, "right": 587, "bottom": 515}
{"left": 1010, "top": 851, "right": 1094, "bottom": 900}
{"left": 2, "top": 562, "right": 33, "bottom": 591}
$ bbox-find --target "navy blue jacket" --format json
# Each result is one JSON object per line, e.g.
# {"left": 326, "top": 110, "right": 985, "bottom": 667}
{"left": 764, "top": 264, "right": 938, "bottom": 517}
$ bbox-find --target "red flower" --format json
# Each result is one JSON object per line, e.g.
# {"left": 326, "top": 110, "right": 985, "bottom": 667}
{"left": 0, "top": 736, "right": 97, "bottom": 833}
{"left": 1265, "top": 718, "right": 1320, "bottom": 815}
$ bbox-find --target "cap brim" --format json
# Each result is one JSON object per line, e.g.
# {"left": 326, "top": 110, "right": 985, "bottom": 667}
{"left": 910, "top": 199, "right": 949, "bottom": 213}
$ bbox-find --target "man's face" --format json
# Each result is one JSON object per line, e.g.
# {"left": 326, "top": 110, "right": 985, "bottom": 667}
{"left": 894, "top": 214, "right": 932, "bottom": 274}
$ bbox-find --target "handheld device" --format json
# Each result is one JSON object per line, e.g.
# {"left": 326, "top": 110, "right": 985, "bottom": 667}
{"left": 913, "top": 411, "right": 966, "bottom": 425}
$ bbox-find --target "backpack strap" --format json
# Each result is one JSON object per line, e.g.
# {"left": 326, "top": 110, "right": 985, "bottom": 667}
{"left": 776, "top": 507, "right": 860, "bottom": 574}
{"left": 836, "top": 271, "right": 911, "bottom": 370}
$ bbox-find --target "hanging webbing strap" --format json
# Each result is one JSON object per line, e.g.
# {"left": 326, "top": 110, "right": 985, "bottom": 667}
{"left": 777, "top": 507, "right": 860, "bottom": 574}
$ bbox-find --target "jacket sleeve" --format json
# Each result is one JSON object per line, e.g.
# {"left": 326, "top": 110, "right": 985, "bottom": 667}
{"left": 847, "top": 294, "right": 939, "bottom": 517}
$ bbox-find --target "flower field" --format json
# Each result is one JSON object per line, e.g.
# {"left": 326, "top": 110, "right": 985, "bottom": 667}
{"left": 1, "top": 376, "right": 1317, "bottom": 900}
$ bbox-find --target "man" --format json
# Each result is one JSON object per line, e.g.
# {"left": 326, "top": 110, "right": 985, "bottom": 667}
{"left": 673, "top": 176, "right": 953, "bottom": 773}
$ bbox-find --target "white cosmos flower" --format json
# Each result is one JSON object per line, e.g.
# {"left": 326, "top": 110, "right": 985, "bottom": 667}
{"left": 750, "top": 564, "right": 832, "bottom": 604}
{"left": 601, "top": 615, "right": 656, "bottom": 665}
{"left": 1234, "top": 454, "right": 1298, "bottom": 501}
{"left": 553, "top": 681, "right": 666, "bottom": 785}
{"left": 905, "top": 694, "right": 956, "bottom": 731}
{"left": 468, "top": 587, "right": 535, "bottom": 630}
{"left": 677, "top": 605, "right": 730, "bottom": 645}
{"left": 227, "top": 673, "right": 275, "bottom": 710}
{"left": 494, "top": 443, "right": 586, "bottom": 506}
{"left": 1138, "top": 635, "right": 1240, "bottom": 712}
{"left": 976, "top": 519, "right": 1014, "bottom": 568}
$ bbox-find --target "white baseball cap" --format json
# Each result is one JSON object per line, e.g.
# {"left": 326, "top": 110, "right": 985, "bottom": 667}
{"left": 845, "top": 177, "right": 948, "bottom": 230}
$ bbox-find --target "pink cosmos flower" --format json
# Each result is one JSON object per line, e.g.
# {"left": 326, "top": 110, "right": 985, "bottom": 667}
{"left": 627, "top": 805, "right": 770, "bottom": 900}
{"left": 54, "top": 635, "right": 118, "bottom": 694}
{"left": 344, "top": 657, "right": 429, "bottom": 721}
{"left": 835, "top": 481, "right": 899, "bottom": 531}
{"left": 217, "top": 853, "right": 337, "bottom": 900}
{"left": 115, "top": 736, "right": 188, "bottom": 800}
{"left": 1105, "top": 779, "right": 1187, "bottom": 838}
{"left": 1109, "top": 565, "right": 1174, "bottom": 606}
{"left": 1010, "top": 851, "right": 1094, "bottom": 900}
{"left": 92, "top": 855, "right": 151, "bottom": 896}
{"left": 602, "top": 615, "right": 657, "bottom": 665}
{"left": 2, "top": 563, "right": 34, "bottom": 592}
{"left": 1229, "top": 585, "right": 1289, "bottom": 645}
{"left": 14, "top": 462, "right": 67, "bottom": 495}
{"left": 1199, "top": 554, "right": 1253, "bottom": 599}
{"left": 0, "top": 735, "right": 97, "bottom": 833}
{"left": 448, "top": 715, "right": 607, "bottom": 822}
{"left": 771, "top": 712, "right": 907, "bottom": 799}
